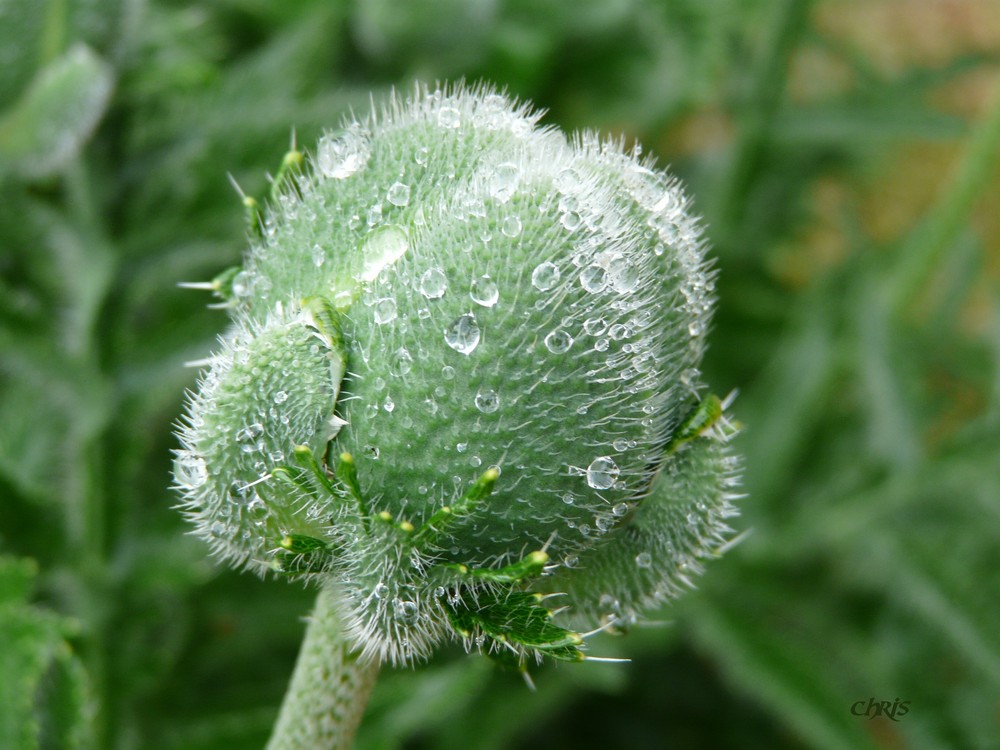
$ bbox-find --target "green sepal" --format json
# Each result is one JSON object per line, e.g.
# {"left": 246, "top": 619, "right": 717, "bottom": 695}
{"left": 452, "top": 550, "right": 549, "bottom": 584}
{"left": 445, "top": 590, "right": 584, "bottom": 662}
{"left": 415, "top": 467, "right": 499, "bottom": 544}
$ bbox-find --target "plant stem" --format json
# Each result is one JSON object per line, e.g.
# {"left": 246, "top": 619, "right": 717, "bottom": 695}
{"left": 266, "top": 584, "right": 380, "bottom": 750}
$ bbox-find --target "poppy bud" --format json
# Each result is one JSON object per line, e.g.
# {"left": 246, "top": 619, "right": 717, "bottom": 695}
{"left": 174, "top": 84, "right": 740, "bottom": 665}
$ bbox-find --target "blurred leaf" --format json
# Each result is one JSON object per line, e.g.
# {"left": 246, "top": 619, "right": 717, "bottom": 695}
{"left": 0, "top": 556, "right": 92, "bottom": 750}
{"left": 0, "top": 44, "right": 113, "bottom": 179}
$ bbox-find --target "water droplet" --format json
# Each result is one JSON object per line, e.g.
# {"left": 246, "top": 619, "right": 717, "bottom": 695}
{"left": 580, "top": 264, "right": 607, "bottom": 293}
{"left": 367, "top": 202, "right": 383, "bottom": 227}
{"left": 612, "top": 438, "right": 629, "bottom": 451}
{"left": 469, "top": 276, "right": 499, "bottom": 307}
{"left": 173, "top": 456, "right": 207, "bottom": 489}
{"left": 456, "top": 442, "right": 468, "bottom": 453}
{"left": 361, "top": 226, "right": 409, "bottom": 282}
{"left": 501, "top": 215, "right": 522, "bottom": 238}
{"left": 544, "top": 329, "right": 574, "bottom": 353}
{"left": 231, "top": 271, "right": 254, "bottom": 297}
{"left": 586, "top": 456, "right": 619, "bottom": 490}
{"left": 688, "top": 320, "right": 704, "bottom": 337}
{"left": 316, "top": 129, "right": 371, "bottom": 179}
{"left": 562, "top": 493, "right": 575, "bottom": 505}
{"left": 608, "top": 323, "right": 629, "bottom": 340}
{"left": 393, "top": 598, "right": 418, "bottom": 623}
{"left": 583, "top": 317, "right": 607, "bottom": 336}
{"left": 387, "top": 181, "right": 411, "bottom": 207}
{"left": 312, "top": 244, "right": 326, "bottom": 267}
{"left": 274, "top": 391, "right": 288, "bottom": 404}
{"left": 680, "top": 367, "right": 700, "bottom": 386}
{"left": 612, "top": 502, "right": 629, "bottom": 517}
{"left": 531, "top": 261, "right": 560, "bottom": 291}
{"left": 489, "top": 162, "right": 520, "bottom": 202}
{"left": 419, "top": 267, "right": 447, "bottom": 299}
{"left": 391, "top": 347, "right": 413, "bottom": 376}
{"left": 604, "top": 256, "right": 636, "bottom": 293}
{"left": 560, "top": 211, "right": 582, "bottom": 231}
{"left": 383, "top": 395, "right": 395, "bottom": 412}
{"left": 441, "top": 365, "right": 456, "bottom": 380}
{"left": 444, "top": 313, "right": 481, "bottom": 354}
{"left": 474, "top": 388, "right": 500, "bottom": 413}
{"left": 594, "top": 338, "right": 610, "bottom": 352}
{"left": 438, "top": 107, "right": 461, "bottom": 128}
{"left": 374, "top": 298, "right": 398, "bottom": 325}
{"left": 595, "top": 514, "right": 613, "bottom": 532}
{"left": 635, "top": 552, "right": 652, "bottom": 568}
{"left": 373, "top": 582, "right": 389, "bottom": 599}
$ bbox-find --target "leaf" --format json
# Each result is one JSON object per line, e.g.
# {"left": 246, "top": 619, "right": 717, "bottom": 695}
{"left": 0, "top": 44, "right": 113, "bottom": 179}
{"left": 0, "top": 556, "right": 92, "bottom": 750}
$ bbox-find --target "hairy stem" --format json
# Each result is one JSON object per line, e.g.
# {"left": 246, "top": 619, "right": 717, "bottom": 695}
{"left": 266, "top": 584, "right": 380, "bottom": 750}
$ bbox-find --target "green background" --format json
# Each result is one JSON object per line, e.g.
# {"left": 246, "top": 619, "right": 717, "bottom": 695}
{"left": 2, "top": 0, "right": 999, "bottom": 748}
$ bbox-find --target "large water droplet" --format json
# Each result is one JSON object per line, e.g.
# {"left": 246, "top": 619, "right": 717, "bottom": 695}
{"left": 501, "top": 215, "right": 522, "bottom": 238}
{"left": 174, "top": 456, "right": 207, "bottom": 490}
{"left": 316, "top": 129, "right": 371, "bottom": 179}
{"left": 531, "top": 261, "right": 560, "bottom": 291}
{"left": 489, "top": 162, "right": 520, "bottom": 202}
{"left": 387, "top": 181, "right": 411, "bottom": 207}
{"left": 444, "top": 313, "right": 481, "bottom": 355}
{"left": 374, "top": 298, "right": 398, "bottom": 324}
{"left": 361, "top": 226, "right": 409, "bottom": 282}
{"left": 544, "top": 329, "right": 574, "bottom": 353}
{"left": 437, "top": 106, "right": 461, "bottom": 129}
{"left": 586, "top": 456, "right": 619, "bottom": 490}
{"left": 469, "top": 275, "right": 499, "bottom": 307}
{"left": 474, "top": 388, "right": 500, "bottom": 413}
{"left": 419, "top": 267, "right": 447, "bottom": 299}
{"left": 391, "top": 347, "right": 413, "bottom": 376}
{"left": 580, "top": 264, "right": 608, "bottom": 293}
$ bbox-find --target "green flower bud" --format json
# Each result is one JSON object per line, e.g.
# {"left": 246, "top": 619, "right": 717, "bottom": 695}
{"left": 174, "top": 84, "right": 741, "bottom": 666}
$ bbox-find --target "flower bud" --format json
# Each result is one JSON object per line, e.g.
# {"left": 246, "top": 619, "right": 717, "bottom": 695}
{"left": 174, "top": 84, "right": 740, "bottom": 665}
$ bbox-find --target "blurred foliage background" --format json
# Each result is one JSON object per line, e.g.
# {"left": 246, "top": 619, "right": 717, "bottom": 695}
{"left": 2, "top": 0, "right": 999, "bottom": 748}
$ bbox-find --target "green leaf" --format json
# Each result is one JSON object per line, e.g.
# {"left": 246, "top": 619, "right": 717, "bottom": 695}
{"left": 0, "top": 556, "right": 92, "bottom": 750}
{"left": 0, "top": 44, "right": 113, "bottom": 179}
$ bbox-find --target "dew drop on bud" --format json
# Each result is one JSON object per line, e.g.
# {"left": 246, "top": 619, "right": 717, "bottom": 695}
{"left": 387, "top": 181, "right": 411, "bottom": 207}
{"left": 444, "top": 313, "right": 481, "bottom": 355}
{"left": 586, "top": 456, "right": 619, "bottom": 490}
{"left": 531, "top": 261, "right": 560, "bottom": 291}
{"left": 374, "top": 298, "right": 398, "bottom": 325}
{"left": 437, "top": 107, "right": 461, "bottom": 129}
{"left": 469, "top": 276, "right": 498, "bottom": 307}
{"left": 474, "top": 388, "right": 500, "bottom": 413}
{"left": 419, "top": 267, "right": 448, "bottom": 299}
{"left": 316, "top": 130, "right": 370, "bottom": 179}
{"left": 500, "top": 215, "right": 522, "bottom": 238}
{"left": 544, "top": 329, "right": 574, "bottom": 353}
{"left": 580, "top": 264, "right": 607, "bottom": 293}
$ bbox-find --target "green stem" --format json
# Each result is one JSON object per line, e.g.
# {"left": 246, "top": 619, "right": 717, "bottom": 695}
{"left": 266, "top": 584, "right": 380, "bottom": 750}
